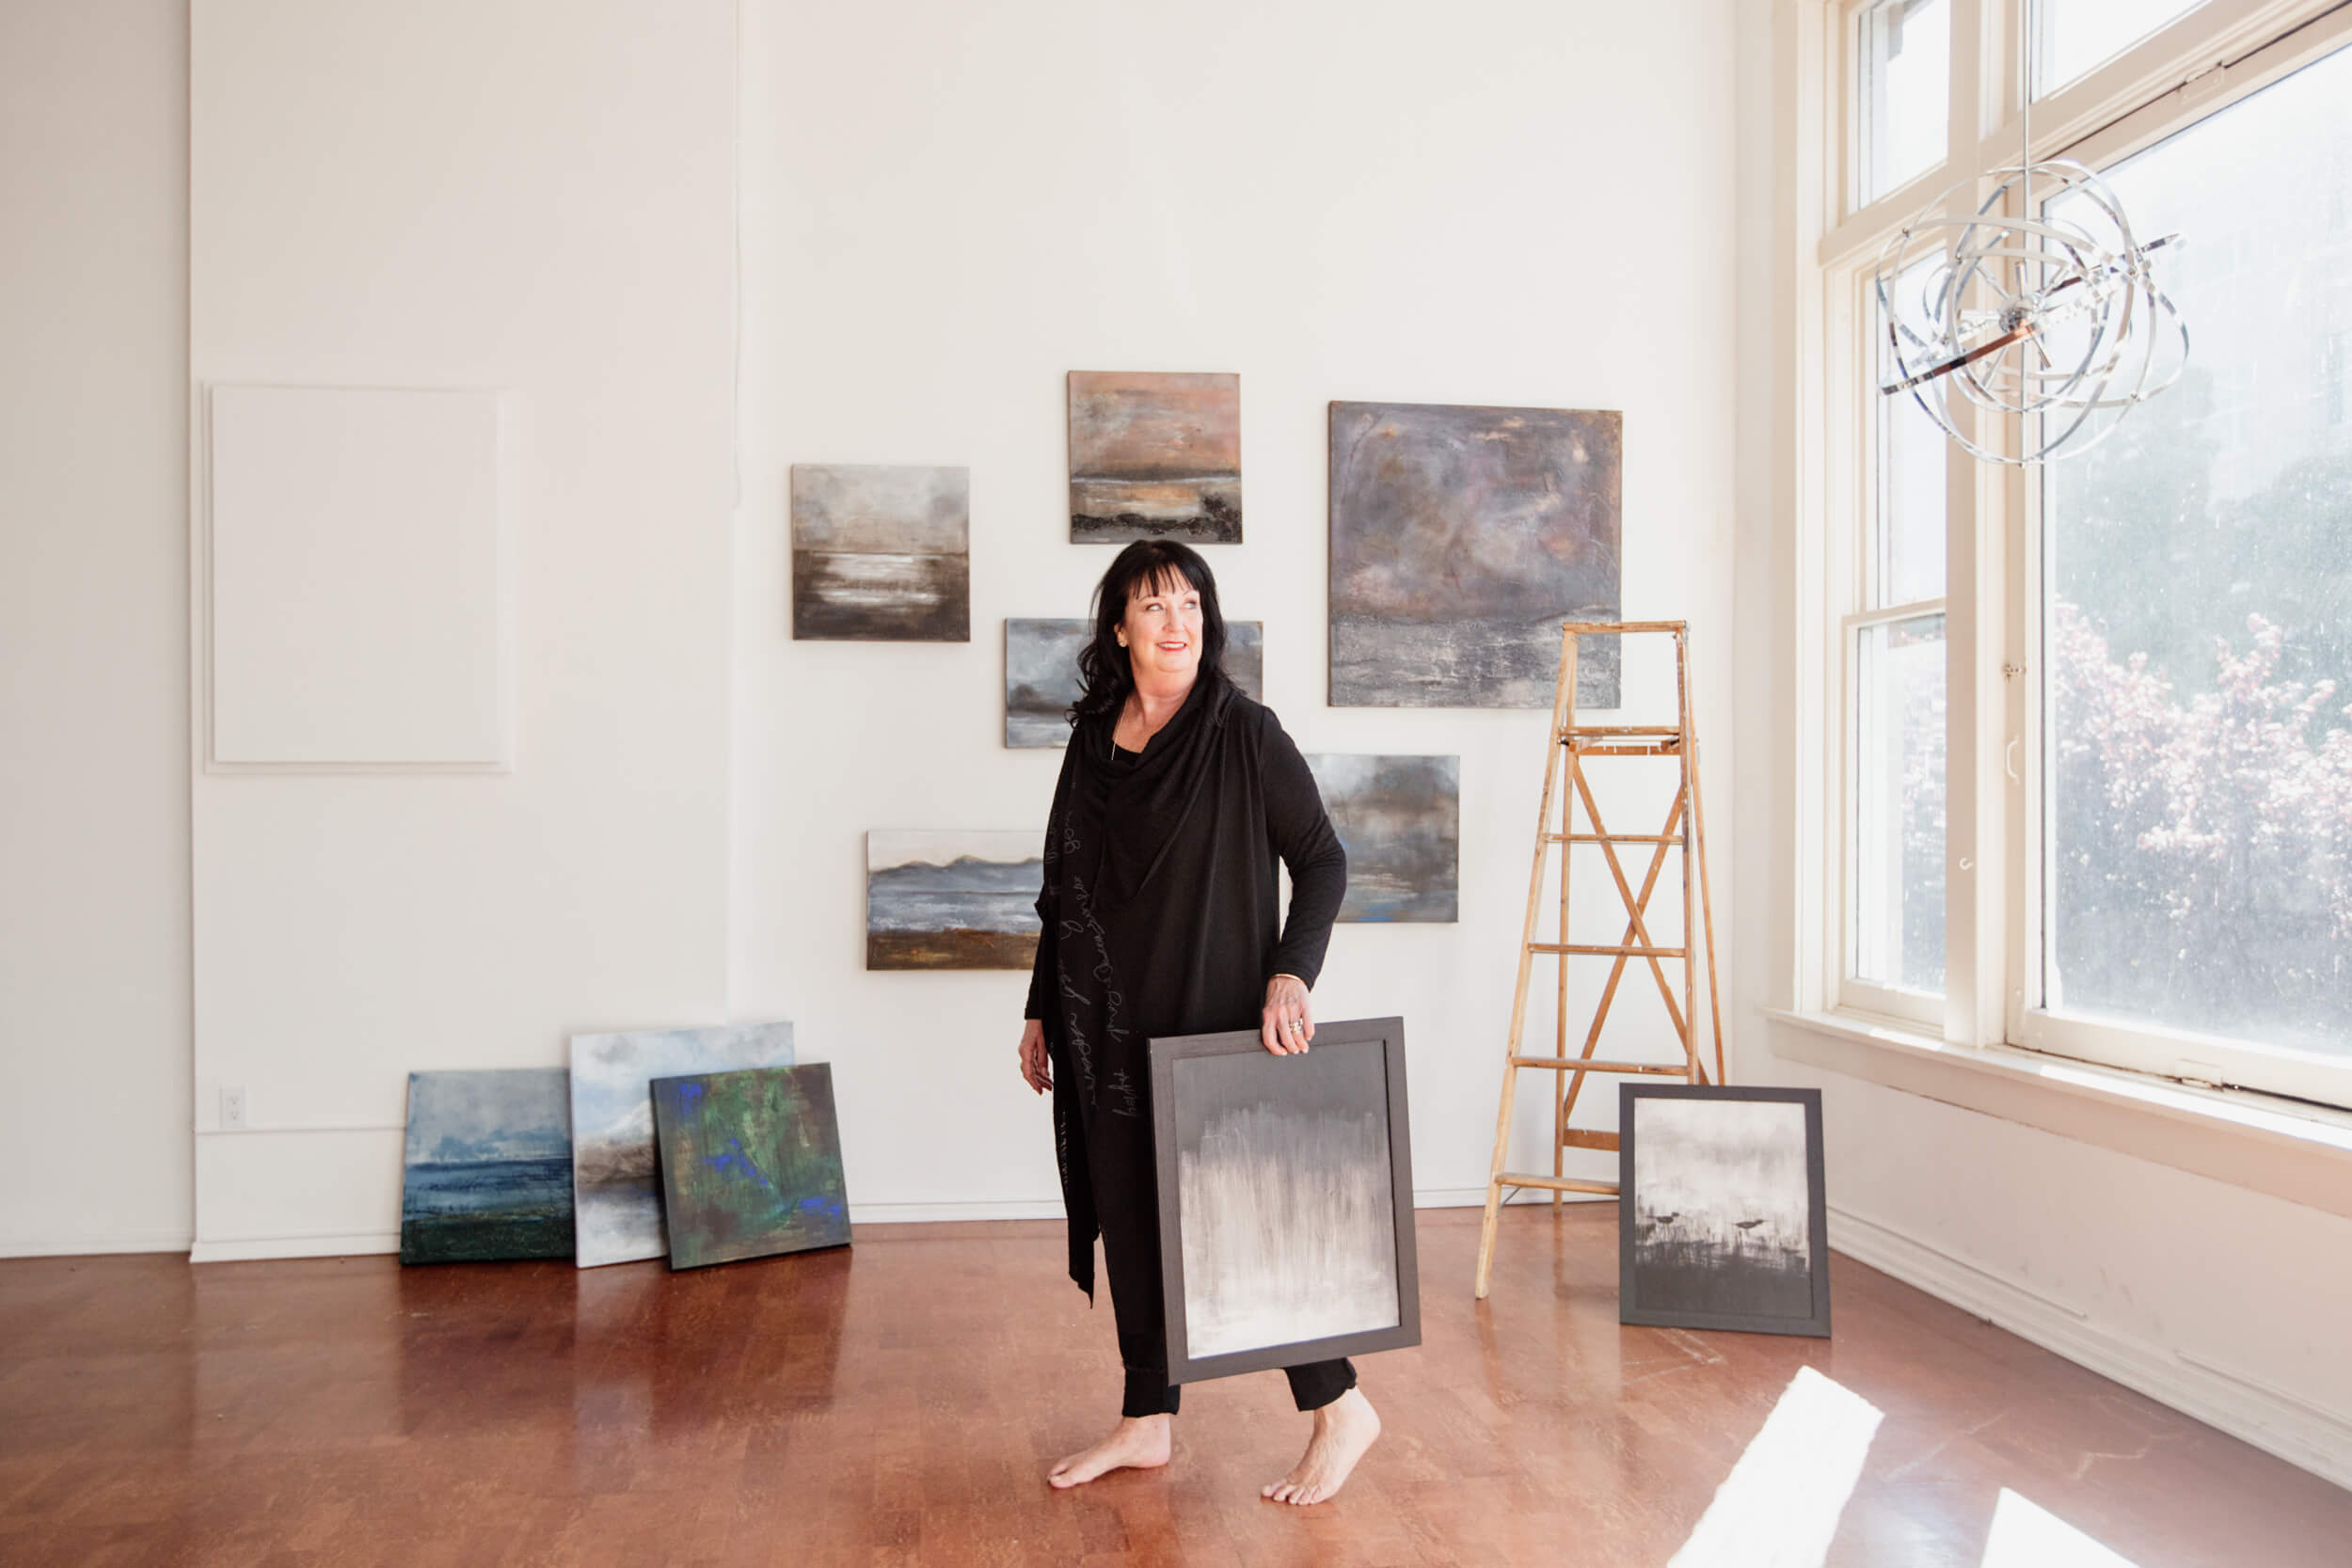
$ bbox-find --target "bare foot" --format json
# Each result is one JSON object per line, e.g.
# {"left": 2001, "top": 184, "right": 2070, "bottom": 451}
{"left": 1263, "top": 1387, "right": 1380, "bottom": 1505}
{"left": 1048, "top": 1414, "right": 1172, "bottom": 1489}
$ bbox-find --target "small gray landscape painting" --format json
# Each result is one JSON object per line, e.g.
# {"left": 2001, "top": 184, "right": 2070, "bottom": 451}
{"left": 792, "top": 464, "right": 969, "bottom": 641}
{"left": 866, "top": 830, "right": 1042, "bottom": 970}
{"left": 1304, "top": 754, "right": 1459, "bottom": 923}
{"left": 567, "top": 1022, "right": 796, "bottom": 1268}
{"left": 1173, "top": 1045, "right": 1400, "bottom": 1360}
{"left": 1069, "top": 372, "right": 1241, "bottom": 543}
{"left": 1003, "top": 620, "right": 1263, "bottom": 748}
{"left": 400, "top": 1069, "right": 574, "bottom": 1265}
{"left": 1629, "top": 1096, "right": 1813, "bottom": 1322}
{"left": 1328, "top": 402, "right": 1621, "bottom": 708}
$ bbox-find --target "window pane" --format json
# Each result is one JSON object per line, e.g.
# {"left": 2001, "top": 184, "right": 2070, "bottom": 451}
{"left": 1854, "top": 613, "right": 1947, "bottom": 994}
{"left": 1857, "top": 0, "right": 1950, "bottom": 205}
{"left": 1874, "top": 259, "right": 1949, "bottom": 606}
{"left": 2043, "top": 44, "right": 2352, "bottom": 1057}
{"left": 2034, "top": 0, "right": 2205, "bottom": 99}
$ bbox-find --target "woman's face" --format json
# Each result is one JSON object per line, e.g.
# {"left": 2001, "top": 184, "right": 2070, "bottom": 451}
{"left": 1117, "top": 572, "right": 1204, "bottom": 689}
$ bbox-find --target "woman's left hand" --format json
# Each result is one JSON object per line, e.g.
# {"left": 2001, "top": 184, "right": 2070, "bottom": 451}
{"left": 1261, "top": 974, "right": 1315, "bottom": 1055}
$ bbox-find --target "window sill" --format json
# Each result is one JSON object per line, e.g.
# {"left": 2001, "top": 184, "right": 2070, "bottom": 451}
{"left": 1761, "top": 1007, "right": 2352, "bottom": 1222}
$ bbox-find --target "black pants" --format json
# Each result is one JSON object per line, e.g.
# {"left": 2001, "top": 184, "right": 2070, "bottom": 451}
{"left": 1101, "top": 1189, "right": 1358, "bottom": 1419}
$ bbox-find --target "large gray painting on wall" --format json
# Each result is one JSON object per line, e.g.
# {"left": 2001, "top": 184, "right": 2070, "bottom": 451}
{"left": 1328, "top": 402, "right": 1621, "bottom": 708}
{"left": 791, "top": 464, "right": 970, "bottom": 641}
{"left": 1004, "top": 619, "right": 1263, "bottom": 748}
{"left": 1304, "top": 753, "right": 1459, "bottom": 923}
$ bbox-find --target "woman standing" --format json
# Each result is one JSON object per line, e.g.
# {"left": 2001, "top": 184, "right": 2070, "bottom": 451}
{"left": 1017, "top": 541, "right": 1382, "bottom": 1505}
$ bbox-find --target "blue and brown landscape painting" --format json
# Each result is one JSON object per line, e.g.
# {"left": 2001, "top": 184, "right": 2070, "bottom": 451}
{"left": 866, "top": 830, "right": 1042, "bottom": 969}
{"left": 400, "top": 1068, "right": 575, "bottom": 1264}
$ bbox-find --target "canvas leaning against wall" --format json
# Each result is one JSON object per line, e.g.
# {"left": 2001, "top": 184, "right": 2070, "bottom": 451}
{"left": 567, "top": 1022, "right": 797, "bottom": 1268}
{"left": 1328, "top": 401, "right": 1622, "bottom": 708}
{"left": 1304, "top": 753, "right": 1460, "bottom": 922}
{"left": 1004, "top": 619, "right": 1264, "bottom": 748}
{"left": 399, "top": 1068, "right": 575, "bottom": 1264}
{"left": 790, "top": 463, "right": 970, "bottom": 641}
{"left": 866, "top": 830, "right": 1042, "bottom": 969}
{"left": 1068, "top": 371, "right": 1242, "bottom": 544}
{"left": 651, "top": 1063, "right": 850, "bottom": 1270}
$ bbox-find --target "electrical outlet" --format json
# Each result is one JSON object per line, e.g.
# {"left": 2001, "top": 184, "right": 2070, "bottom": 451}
{"left": 220, "top": 1085, "right": 247, "bottom": 1131}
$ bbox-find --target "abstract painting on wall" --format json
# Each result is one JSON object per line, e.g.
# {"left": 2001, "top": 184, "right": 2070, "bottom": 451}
{"left": 1003, "top": 619, "right": 1263, "bottom": 748}
{"left": 791, "top": 464, "right": 970, "bottom": 641}
{"left": 1068, "top": 371, "right": 1242, "bottom": 544}
{"left": 400, "top": 1069, "right": 575, "bottom": 1264}
{"left": 1151, "top": 1018, "right": 1420, "bottom": 1381}
{"left": 866, "top": 830, "right": 1041, "bottom": 969}
{"left": 1328, "top": 401, "right": 1621, "bottom": 708}
{"left": 1618, "top": 1085, "right": 1831, "bottom": 1337}
{"left": 1304, "top": 753, "right": 1459, "bottom": 922}
{"left": 568, "top": 1022, "right": 796, "bottom": 1268}
{"left": 651, "top": 1063, "right": 850, "bottom": 1270}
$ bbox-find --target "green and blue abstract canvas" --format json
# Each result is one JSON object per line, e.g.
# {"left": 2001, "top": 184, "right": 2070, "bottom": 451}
{"left": 650, "top": 1064, "right": 850, "bottom": 1270}
{"left": 400, "top": 1069, "right": 575, "bottom": 1264}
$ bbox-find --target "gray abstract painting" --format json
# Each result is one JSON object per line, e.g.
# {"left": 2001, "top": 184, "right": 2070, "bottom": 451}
{"left": 1171, "top": 1047, "right": 1400, "bottom": 1359}
{"left": 1003, "top": 619, "right": 1263, "bottom": 748}
{"left": 567, "top": 1022, "right": 796, "bottom": 1268}
{"left": 791, "top": 464, "right": 969, "bottom": 641}
{"left": 1629, "top": 1096, "right": 1813, "bottom": 1322}
{"left": 1304, "top": 753, "right": 1459, "bottom": 923}
{"left": 1069, "top": 372, "right": 1241, "bottom": 543}
{"left": 1328, "top": 402, "right": 1621, "bottom": 708}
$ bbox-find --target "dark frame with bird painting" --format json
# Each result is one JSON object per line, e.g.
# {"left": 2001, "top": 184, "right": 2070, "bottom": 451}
{"left": 1150, "top": 1017, "right": 1422, "bottom": 1383}
{"left": 1617, "top": 1084, "right": 1831, "bottom": 1338}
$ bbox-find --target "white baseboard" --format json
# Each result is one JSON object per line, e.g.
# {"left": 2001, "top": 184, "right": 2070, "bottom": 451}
{"left": 189, "top": 1229, "right": 397, "bottom": 1263}
{"left": 1830, "top": 1204, "right": 2352, "bottom": 1494}
{"left": 0, "top": 1229, "right": 193, "bottom": 1259}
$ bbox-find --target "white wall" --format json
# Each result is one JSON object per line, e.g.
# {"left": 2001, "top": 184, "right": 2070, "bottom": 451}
{"left": 732, "top": 0, "right": 1743, "bottom": 1218}
{"left": 186, "top": 0, "right": 739, "bottom": 1257}
{"left": 0, "top": 0, "right": 194, "bottom": 1256}
{"left": 1732, "top": 0, "right": 2352, "bottom": 1488}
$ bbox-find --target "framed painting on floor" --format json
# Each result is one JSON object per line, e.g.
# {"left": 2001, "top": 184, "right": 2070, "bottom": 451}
{"left": 1149, "top": 1017, "right": 1421, "bottom": 1383}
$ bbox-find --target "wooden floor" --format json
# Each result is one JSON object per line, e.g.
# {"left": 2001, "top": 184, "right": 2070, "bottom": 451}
{"left": 3, "top": 1208, "right": 2346, "bottom": 1567}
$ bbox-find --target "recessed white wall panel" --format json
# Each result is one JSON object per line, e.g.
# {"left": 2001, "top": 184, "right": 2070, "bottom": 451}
{"left": 208, "top": 385, "right": 506, "bottom": 767}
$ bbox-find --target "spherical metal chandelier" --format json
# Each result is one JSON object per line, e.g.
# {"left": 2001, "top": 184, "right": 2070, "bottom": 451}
{"left": 1872, "top": 7, "right": 2189, "bottom": 466}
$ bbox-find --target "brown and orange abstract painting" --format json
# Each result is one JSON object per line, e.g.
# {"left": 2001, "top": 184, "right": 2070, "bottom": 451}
{"left": 1328, "top": 402, "right": 1621, "bottom": 707}
{"left": 1068, "top": 372, "right": 1242, "bottom": 544}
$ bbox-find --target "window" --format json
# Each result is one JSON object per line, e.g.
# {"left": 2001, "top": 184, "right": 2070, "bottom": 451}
{"left": 1817, "top": 0, "right": 2352, "bottom": 1110}
{"left": 1856, "top": 0, "right": 1950, "bottom": 207}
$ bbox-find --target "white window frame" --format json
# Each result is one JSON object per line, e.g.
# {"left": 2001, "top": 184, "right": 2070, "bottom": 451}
{"left": 1814, "top": 0, "right": 2352, "bottom": 1110}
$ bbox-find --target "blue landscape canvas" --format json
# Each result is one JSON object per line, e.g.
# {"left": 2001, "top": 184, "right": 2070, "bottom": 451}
{"left": 651, "top": 1064, "right": 850, "bottom": 1270}
{"left": 568, "top": 1022, "right": 797, "bottom": 1267}
{"left": 400, "top": 1069, "right": 575, "bottom": 1264}
{"left": 866, "top": 830, "right": 1041, "bottom": 969}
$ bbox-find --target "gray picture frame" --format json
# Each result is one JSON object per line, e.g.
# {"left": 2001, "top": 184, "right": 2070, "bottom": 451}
{"left": 1150, "top": 1016, "right": 1422, "bottom": 1384}
{"left": 1617, "top": 1084, "right": 1831, "bottom": 1338}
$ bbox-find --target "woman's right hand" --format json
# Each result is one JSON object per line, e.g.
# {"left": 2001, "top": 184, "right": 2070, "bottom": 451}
{"left": 1019, "top": 1019, "right": 1052, "bottom": 1095}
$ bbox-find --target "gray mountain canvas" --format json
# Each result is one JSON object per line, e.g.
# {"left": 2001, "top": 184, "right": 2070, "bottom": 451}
{"left": 867, "top": 830, "right": 1042, "bottom": 969}
{"left": 567, "top": 1022, "right": 796, "bottom": 1267}
{"left": 1328, "top": 402, "right": 1621, "bottom": 708}
{"left": 1003, "top": 619, "right": 1263, "bottom": 748}
{"left": 1305, "top": 754, "right": 1459, "bottom": 922}
{"left": 791, "top": 464, "right": 969, "bottom": 641}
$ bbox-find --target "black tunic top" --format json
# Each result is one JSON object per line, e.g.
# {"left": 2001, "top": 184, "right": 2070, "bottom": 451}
{"left": 1024, "top": 673, "right": 1347, "bottom": 1296}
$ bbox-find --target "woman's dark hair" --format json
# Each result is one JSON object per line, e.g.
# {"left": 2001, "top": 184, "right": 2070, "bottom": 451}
{"left": 1071, "top": 541, "right": 1229, "bottom": 724}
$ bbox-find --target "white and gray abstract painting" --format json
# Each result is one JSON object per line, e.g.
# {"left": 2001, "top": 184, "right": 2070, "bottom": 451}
{"left": 1304, "top": 753, "right": 1459, "bottom": 922}
{"left": 1173, "top": 1046, "right": 1400, "bottom": 1360}
{"left": 1328, "top": 402, "right": 1621, "bottom": 709}
{"left": 567, "top": 1022, "right": 795, "bottom": 1268}
{"left": 1629, "top": 1097, "right": 1813, "bottom": 1320}
{"left": 791, "top": 464, "right": 969, "bottom": 641}
{"left": 1003, "top": 619, "right": 1263, "bottom": 748}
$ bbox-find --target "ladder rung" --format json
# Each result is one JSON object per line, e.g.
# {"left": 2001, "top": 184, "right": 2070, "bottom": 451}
{"left": 1543, "top": 832, "right": 1683, "bottom": 844}
{"left": 1496, "top": 1172, "right": 1620, "bottom": 1196}
{"left": 1560, "top": 620, "right": 1685, "bottom": 634}
{"left": 1558, "top": 1129, "right": 1622, "bottom": 1151}
{"left": 1510, "top": 1055, "right": 1691, "bottom": 1075}
{"left": 1560, "top": 724, "right": 1682, "bottom": 736}
{"left": 1529, "top": 942, "right": 1687, "bottom": 958}
{"left": 1566, "top": 744, "right": 1679, "bottom": 757}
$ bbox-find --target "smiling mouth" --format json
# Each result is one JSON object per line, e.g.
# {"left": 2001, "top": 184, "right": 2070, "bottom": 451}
{"left": 1157, "top": 641, "right": 1189, "bottom": 652}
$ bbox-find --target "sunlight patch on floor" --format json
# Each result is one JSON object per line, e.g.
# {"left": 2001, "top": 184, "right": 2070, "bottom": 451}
{"left": 1668, "top": 1365, "right": 1885, "bottom": 1568}
{"left": 1980, "top": 1488, "right": 2145, "bottom": 1567}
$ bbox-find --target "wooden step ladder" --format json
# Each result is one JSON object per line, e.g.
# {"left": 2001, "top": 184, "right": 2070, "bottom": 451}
{"left": 1473, "top": 621, "right": 1724, "bottom": 1299}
